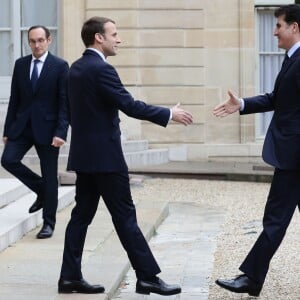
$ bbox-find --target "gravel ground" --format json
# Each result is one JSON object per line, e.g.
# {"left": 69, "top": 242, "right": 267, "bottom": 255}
{"left": 130, "top": 176, "right": 300, "bottom": 300}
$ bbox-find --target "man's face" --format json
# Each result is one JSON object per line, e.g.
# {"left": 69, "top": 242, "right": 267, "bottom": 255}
{"left": 274, "top": 15, "right": 297, "bottom": 50}
{"left": 28, "top": 28, "right": 51, "bottom": 58}
{"left": 100, "top": 22, "right": 121, "bottom": 57}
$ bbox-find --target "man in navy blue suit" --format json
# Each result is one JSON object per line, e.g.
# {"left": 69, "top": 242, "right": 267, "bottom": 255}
{"left": 213, "top": 4, "right": 300, "bottom": 297}
{"left": 58, "top": 17, "right": 193, "bottom": 295}
{"left": 1, "top": 26, "right": 69, "bottom": 239}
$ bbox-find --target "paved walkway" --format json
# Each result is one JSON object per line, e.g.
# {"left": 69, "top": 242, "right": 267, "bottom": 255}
{"left": 0, "top": 174, "right": 227, "bottom": 300}
{"left": 112, "top": 202, "right": 225, "bottom": 300}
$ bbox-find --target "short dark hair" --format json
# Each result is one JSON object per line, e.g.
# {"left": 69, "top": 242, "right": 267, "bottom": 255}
{"left": 28, "top": 25, "right": 51, "bottom": 40}
{"left": 81, "top": 16, "right": 115, "bottom": 47}
{"left": 275, "top": 4, "right": 300, "bottom": 28}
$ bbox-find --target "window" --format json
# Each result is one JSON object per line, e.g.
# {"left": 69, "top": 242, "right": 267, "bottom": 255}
{"left": 0, "top": 0, "right": 58, "bottom": 100}
{"left": 0, "top": 0, "right": 12, "bottom": 76}
{"left": 255, "top": 7, "right": 284, "bottom": 139}
{"left": 20, "top": 0, "right": 58, "bottom": 58}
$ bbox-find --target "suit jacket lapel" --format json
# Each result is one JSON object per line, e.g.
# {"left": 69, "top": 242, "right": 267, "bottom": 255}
{"left": 274, "top": 47, "right": 300, "bottom": 93}
{"left": 22, "top": 56, "right": 33, "bottom": 95}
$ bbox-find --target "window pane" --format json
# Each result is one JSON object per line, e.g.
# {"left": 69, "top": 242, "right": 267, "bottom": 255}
{"left": 256, "top": 9, "right": 284, "bottom": 138}
{"left": 21, "top": 0, "right": 57, "bottom": 27}
{"left": 258, "top": 11, "right": 279, "bottom": 53}
{"left": 0, "top": 32, "right": 12, "bottom": 75}
{"left": 258, "top": 10, "right": 284, "bottom": 95}
{"left": 260, "top": 54, "right": 282, "bottom": 92}
{"left": 0, "top": 0, "right": 10, "bottom": 27}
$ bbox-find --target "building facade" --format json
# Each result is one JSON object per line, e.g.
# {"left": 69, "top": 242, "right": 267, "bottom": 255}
{"left": 0, "top": 0, "right": 295, "bottom": 162}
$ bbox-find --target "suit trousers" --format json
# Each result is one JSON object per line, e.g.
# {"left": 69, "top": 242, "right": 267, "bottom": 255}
{"left": 60, "top": 171, "right": 161, "bottom": 280}
{"left": 1, "top": 122, "right": 59, "bottom": 228}
{"left": 239, "top": 168, "right": 300, "bottom": 284}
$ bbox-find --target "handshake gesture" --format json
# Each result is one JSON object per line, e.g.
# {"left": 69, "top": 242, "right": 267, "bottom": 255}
{"left": 171, "top": 103, "right": 193, "bottom": 125}
{"left": 213, "top": 90, "right": 242, "bottom": 117}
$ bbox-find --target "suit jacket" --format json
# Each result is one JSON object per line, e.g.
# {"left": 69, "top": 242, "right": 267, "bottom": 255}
{"left": 241, "top": 47, "right": 300, "bottom": 170}
{"left": 67, "top": 49, "right": 170, "bottom": 172}
{"left": 3, "top": 52, "right": 69, "bottom": 145}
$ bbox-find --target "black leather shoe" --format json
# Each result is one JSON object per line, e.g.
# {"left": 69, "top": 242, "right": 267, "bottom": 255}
{"left": 28, "top": 196, "right": 43, "bottom": 213}
{"left": 36, "top": 224, "right": 54, "bottom": 239}
{"left": 58, "top": 278, "right": 105, "bottom": 294}
{"left": 216, "top": 274, "right": 262, "bottom": 297}
{"left": 136, "top": 277, "right": 181, "bottom": 296}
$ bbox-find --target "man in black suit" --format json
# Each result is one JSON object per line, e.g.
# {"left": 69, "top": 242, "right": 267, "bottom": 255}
{"left": 213, "top": 4, "right": 300, "bottom": 297}
{"left": 1, "top": 26, "right": 69, "bottom": 239}
{"left": 58, "top": 17, "right": 193, "bottom": 295}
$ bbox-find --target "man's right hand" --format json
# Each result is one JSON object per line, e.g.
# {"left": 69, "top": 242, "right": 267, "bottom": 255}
{"left": 213, "top": 90, "right": 241, "bottom": 117}
{"left": 171, "top": 103, "right": 193, "bottom": 125}
{"left": 2, "top": 136, "right": 8, "bottom": 144}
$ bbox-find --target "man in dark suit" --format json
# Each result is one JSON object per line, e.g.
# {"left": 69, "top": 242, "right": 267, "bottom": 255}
{"left": 58, "top": 17, "right": 193, "bottom": 295}
{"left": 213, "top": 4, "right": 300, "bottom": 297}
{"left": 1, "top": 26, "right": 69, "bottom": 239}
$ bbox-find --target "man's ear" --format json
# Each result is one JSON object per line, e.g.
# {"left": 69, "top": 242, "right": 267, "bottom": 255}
{"left": 95, "top": 33, "right": 103, "bottom": 43}
{"left": 292, "top": 22, "right": 300, "bottom": 33}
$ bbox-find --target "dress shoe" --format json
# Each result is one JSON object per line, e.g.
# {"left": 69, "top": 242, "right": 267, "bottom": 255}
{"left": 58, "top": 278, "right": 105, "bottom": 294}
{"left": 28, "top": 195, "right": 43, "bottom": 213}
{"left": 36, "top": 224, "right": 54, "bottom": 239}
{"left": 216, "top": 274, "right": 262, "bottom": 297}
{"left": 136, "top": 277, "right": 181, "bottom": 296}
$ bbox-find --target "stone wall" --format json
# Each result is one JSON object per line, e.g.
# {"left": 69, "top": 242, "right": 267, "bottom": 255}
{"left": 61, "top": 0, "right": 259, "bottom": 162}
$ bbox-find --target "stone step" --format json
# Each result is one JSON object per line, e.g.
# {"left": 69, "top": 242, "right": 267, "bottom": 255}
{"left": 0, "top": 182, "right": 75, "bottom": 253}
{"left": 0, "top": 192, "right": 169, "bottom": 299}
{"left": 121, "top": 139, "right": 149, "bottom": 152}
{"left": 124, "top": 148, "right": 169, "bottom": 167}
{"left": 0, "top": 140, "right": 149, "bottom": 156}
{"left": 18, "top": 148, "right": 169, "bottom": 168}
{"left": 130, "top": 160, "right": 274, "bottom": 183}
{"left": 58, "top": 149, "right": 169, "bottom": 185}
{"left": 1, "top": 140, "right": 168, "bottom": 169}
{"left": 0, "top": 177, "right": 72, "bottom": 209}
{"left": 0, "top": 179, "right": 31, "bottom": 209}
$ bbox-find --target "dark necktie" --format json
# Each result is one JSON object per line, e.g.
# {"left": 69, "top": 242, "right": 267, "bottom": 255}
{"left": 31, "top": 59, "right": 40, "bottom": 90}
{"left": 281, "top": 53, "right": 289, "bottom": 69}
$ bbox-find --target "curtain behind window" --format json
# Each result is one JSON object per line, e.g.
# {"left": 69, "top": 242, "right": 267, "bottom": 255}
{"left": 256, "top": 9, "right": 284, "bottom": 138}
{"left": 21, "top": 0, "right": 57, "bottom": 26}
{"left": 21, "top": 0, "right": 57, "bottom": 56}
{"left": 0, "top": 0, "right": 11, "bottom": 76}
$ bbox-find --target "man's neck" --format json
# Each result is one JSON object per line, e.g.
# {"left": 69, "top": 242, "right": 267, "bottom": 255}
{"left": 87, "top": 47, "right": 106, "bottom": 61}
{"left": 287, "top": 41, "right": 300, "bottom": 57}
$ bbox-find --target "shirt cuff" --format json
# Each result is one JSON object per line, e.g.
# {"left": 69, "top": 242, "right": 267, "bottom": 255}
{"left": 239, "top": 98, "right": 245, "bottom": 111}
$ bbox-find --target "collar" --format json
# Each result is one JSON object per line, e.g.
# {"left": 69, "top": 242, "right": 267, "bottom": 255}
{"left": 287, "top": 42, "right": 300, "bottom": 58}
{"left": 32, "top": 51, "right": 48, "bottom": 63}
{"left": 86, "top": 47, "right": 106, "bottom": 62}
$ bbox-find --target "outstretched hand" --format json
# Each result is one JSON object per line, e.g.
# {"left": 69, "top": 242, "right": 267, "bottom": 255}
{"left": 213, "top": 90, "right": 241, "bottom": 117}
{"left": 171, "top": 103, "right": 193, "bottom": 125}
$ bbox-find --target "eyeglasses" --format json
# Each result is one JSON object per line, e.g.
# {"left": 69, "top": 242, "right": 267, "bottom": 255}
{"left": 29, "top": 38, "right": 48, "bottom": 45}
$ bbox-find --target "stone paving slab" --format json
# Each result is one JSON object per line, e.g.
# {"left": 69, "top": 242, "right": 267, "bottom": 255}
{"left": 112, "top": 203, "right": 226, "bottom": 300}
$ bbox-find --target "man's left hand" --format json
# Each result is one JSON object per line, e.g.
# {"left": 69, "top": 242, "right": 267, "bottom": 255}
{"left": 52, "top": 136, "right": 65, "bottom": 147}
